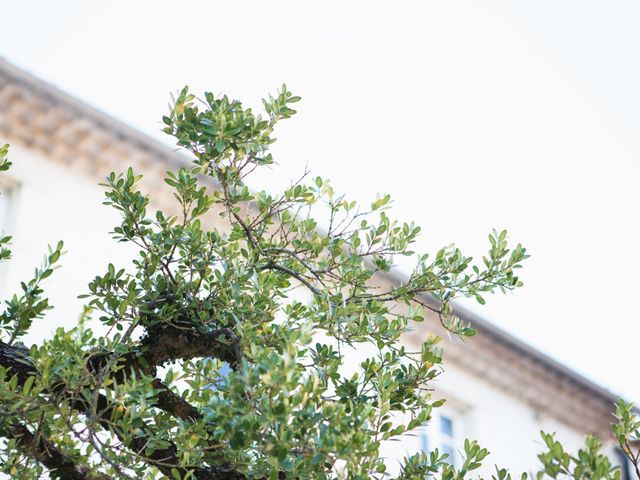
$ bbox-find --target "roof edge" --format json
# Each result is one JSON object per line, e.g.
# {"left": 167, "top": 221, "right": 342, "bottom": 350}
{"left": 0, "top": 57, "right": 188, "bottom": 170}
{"left": 378, "top": 269, "right": 624, "bottom": 406}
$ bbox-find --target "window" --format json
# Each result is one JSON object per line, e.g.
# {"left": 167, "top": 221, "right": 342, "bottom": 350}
{"left": 420, "top": 409, "right": 464, "bottom": 466}
{"left": 0, "top": 171, "right": 18, "bottom": 233}
{"left": 615, "top": 447, "right": 633, "bottom": 480}
{"left": 0, "top": 183, "right": 10, "bottom": 231}
{"left": 420, "top": 427, "right": 429, "bottom": 455}
{"left": 439, "top": 415, "right": 456, "bottom": 463}
{"left": 0, "top": 179, "right": 15, "bottom": 288}
{"left": 203, "top": 359, "right": 231, "bottom": 390}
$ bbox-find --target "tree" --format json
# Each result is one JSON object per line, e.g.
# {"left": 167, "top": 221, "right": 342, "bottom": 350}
{"left": 0, "top": 88, "right": 637, "bottom": 480}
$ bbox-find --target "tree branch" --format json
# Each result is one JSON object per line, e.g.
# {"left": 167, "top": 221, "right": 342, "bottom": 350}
{"left": 142, "top": 325, "right": 243, "bottom": 370}
{"left": 259, "top": 261, "right": 322, "bottom": 297}
{"left": 152, "top": 378, "right": 202, "bottom": 422}
{"left": 0, "top": 340, "right": 247, "bottom": 480}
{"left": 7, "top": 422, "right": 110, "bottom": 480}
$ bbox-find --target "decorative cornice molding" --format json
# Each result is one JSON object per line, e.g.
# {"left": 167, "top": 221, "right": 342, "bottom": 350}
{"left": 0, "top": 59, "right": 192, "bottom": 213}
{"left": 0, "top": 58, "right": 621, "bottom": 439}
{"left": 403, "top": 301, "right": 616, "bottom": 439}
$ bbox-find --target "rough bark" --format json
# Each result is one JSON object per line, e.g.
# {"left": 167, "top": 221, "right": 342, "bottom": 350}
{"left": 8, "top": 423, "right": 110, "bottom": 480}
{"left": 0, "top": 339, "right": 248, "bottom": 480}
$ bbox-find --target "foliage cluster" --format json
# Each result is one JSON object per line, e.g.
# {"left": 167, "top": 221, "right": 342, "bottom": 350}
{"left": 0, "top": 87, "right": 637, "bottom": 479}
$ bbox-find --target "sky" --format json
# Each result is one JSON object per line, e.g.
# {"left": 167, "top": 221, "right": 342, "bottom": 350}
{"left": 1, "top": 1, "right": 639, "bottom": 403}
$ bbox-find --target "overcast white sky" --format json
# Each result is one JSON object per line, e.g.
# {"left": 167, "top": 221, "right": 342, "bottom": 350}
{"left": 1, "top": 1, "right": 639, "bottom": 402}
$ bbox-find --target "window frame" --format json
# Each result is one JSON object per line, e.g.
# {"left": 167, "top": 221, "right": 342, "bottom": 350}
{"left": 0, "top": 175, "right": 18, "bottom": 289}
{"left": 419, "top": 407, "right": 466, "bottom": 466}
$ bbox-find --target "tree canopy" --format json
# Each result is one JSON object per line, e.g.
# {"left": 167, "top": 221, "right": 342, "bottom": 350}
{"left": 0, "top": 88, "right": 637, "bottom": 479}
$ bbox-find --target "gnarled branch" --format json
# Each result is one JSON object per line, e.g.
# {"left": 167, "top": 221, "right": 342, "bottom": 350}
{"left": 7, "top": 423, "right": 110, "bottom": 480}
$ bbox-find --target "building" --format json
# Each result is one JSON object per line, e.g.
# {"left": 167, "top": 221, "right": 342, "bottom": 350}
{"left": 0, "top": 58, "right": 627, "bottom": 477}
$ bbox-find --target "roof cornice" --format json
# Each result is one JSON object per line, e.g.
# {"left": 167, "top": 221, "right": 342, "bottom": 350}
{"left": 0, "top": 57, "right": 194, "bottom": 213}
{"left": 0, "top": 58, "right": 184, "bottom": 167}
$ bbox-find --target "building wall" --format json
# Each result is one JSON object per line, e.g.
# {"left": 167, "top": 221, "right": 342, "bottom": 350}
{"left": 346, "top": 325, "right": 597, "bottom": 476}
{"left": 0, "top": 143, "right": 137, "bottom": 343}
{"left": 378, "top": 354, "right": 616, "bottom": 476}
{"left": 437, "top": 361, "right": 586, "bottom": 474}
{"left": 0, "top": 142, "right": 618, "bottom": 476}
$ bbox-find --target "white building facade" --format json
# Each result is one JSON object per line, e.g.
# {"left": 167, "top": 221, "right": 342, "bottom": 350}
{"left": 0, "top": 59, "right": 629, "bottom": 478}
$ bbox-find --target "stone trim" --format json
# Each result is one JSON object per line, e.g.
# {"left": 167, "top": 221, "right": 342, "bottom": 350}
{"left": 402, "top": 297, "right": 617, "bottom": 439}
{"left": 0, "top": 58, "right": 190, "bottom": 213}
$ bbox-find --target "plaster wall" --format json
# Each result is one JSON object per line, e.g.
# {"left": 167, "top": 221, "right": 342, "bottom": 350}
{"left": 0, "top": 143, "right": 619, "bottom": 476}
